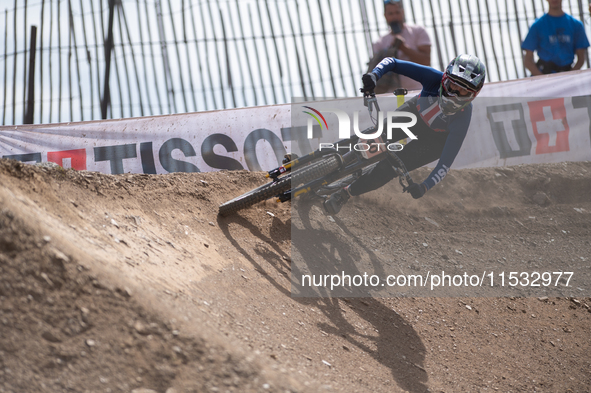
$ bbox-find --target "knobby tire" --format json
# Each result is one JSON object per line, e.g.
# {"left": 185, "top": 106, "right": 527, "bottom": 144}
{"left": 218, "top": 156, "right": 341, "bottom": 216}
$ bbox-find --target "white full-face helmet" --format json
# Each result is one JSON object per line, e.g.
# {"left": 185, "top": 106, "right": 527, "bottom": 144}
{"left": 438, "top": 54, "right": 487, "bottom": 115}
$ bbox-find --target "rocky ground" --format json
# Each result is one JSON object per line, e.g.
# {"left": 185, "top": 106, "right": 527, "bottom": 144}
{"left": 0, "top": 158, "right": 590, "bottom": 393}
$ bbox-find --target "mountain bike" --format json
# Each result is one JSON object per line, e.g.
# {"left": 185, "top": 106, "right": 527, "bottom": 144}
{"left": 218, "top": 90, "right": 415, "bottom": 217}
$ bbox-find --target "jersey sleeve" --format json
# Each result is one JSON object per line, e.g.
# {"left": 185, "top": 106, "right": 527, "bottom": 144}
{"left": 521, "top": 20, "right": 540, "bottom": 51}
{"left": 574, "top": 20, "right": 590, "bottom": 49}
{"left": 421, "top": 107, "right": 472, "bottom": 191}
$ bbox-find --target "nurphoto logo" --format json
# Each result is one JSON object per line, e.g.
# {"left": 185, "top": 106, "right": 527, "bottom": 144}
{"left": 303, "top": 106, "right": 418, "bottom": 153}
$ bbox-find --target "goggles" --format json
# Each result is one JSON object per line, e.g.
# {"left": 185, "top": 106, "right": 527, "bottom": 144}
{"left": 442, "top": 75, "right": 477, "bottom": 103}
{"left": 384, "top": 0, "right": 402, "bottom": 5}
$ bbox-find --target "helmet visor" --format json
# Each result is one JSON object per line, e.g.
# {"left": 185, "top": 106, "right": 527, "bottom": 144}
{"left": 442, "top": 76, "right": 477, "bottom": 103}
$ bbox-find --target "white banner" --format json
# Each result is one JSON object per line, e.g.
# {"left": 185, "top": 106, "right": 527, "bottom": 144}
{"left": 455, "top": 96, "right": 591, "bottom": 168}
{"left": 1, "top": 70, "right": 591, "bottom": 174}
{"left": 0, "top": 106, "right": 292, "bottom": 174}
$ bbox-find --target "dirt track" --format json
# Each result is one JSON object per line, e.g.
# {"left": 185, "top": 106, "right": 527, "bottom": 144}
{"left": 1, "top": 158, "right": 590, "bottom": 393}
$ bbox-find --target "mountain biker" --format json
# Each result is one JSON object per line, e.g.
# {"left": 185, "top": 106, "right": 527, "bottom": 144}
{"left": 323, "top": 54, "right": 486, "bottom": 215}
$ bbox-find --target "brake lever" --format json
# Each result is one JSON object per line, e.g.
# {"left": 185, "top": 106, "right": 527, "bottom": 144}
{"left": 363, "top": 94, "right": 376, "bottom": 109}
{"left": 361, "top": 90, "right": 380, "bottom": 124}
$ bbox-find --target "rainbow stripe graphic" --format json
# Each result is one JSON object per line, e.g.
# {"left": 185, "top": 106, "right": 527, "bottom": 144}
{"left": 303, "top": 106, "right": 328, "bottom": 130}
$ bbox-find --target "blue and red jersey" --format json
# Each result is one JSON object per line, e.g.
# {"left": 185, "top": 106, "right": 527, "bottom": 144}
{"left": 372, "top": 58, "right": 473, "bottom": 190}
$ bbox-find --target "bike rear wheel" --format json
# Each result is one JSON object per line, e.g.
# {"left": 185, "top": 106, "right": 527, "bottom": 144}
{"left": 218, "top": 155, "right": 342, "bottom": 216}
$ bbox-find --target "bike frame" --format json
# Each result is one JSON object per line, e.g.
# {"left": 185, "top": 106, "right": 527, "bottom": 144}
{"left": 217, "top": 91, "right": 416, "bottom": 216}
{"left": 271, "top": 93, "right": 414, "bottom": 203}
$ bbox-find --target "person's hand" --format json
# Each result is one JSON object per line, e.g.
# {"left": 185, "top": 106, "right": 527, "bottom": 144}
{"left": 392, "top": 35, "right": 405, "bottom": 49}
{"left": 361, "top": 73, "right": 377, "bottom": 93}
{"left": 404, "top": 182, "right": 426, "bottom": 199}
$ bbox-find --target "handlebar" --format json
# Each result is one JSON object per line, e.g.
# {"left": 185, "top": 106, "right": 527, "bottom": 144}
{"left": 362, "top": 90, "right": 380, "bottom": 126}
{"left": 358, "top": 88, "right": 414, "bottom": 189}
{"left": 359, "top": 87, "right": 375, "bottom": 97}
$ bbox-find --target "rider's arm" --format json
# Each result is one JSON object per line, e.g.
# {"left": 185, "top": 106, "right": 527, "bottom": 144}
{"left": 573, "top": 48, "right": 587, "bottom": 70}
{"left": 521, "top": 21, "right": 542, "bottom": 76}
{"left": 523, "top": 50, "right": 542, "bottom": 76}
{"left": 421, "top": 107, "right": 472, "bottom": 192}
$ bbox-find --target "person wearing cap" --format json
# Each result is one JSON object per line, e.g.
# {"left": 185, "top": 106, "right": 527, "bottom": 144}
{"left": 522, "top": 0, "right": 589, "bottom": 75}
{"left": 368, "top": 0, "right": 431, "bottom": 93}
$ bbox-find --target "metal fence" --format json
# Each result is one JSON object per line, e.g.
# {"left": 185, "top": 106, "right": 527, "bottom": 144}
{"left": 1, "top": 0, "right": 590, "bottom": 125}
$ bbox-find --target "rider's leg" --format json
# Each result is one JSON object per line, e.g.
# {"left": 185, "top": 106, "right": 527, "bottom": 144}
{"left": 324, "top": 110, "right": 448, "bottom": 214}
{"left": 324, "top": 158, "right": 397, "bottom": 215}
{"left": 323, "top": 185, "right": 352, "bottom": 215}
{"left": 347, "top": 158, "right": 398, "bottom": 196}
{"left": 347, "top": 134, "right": 447, "bottom": 198}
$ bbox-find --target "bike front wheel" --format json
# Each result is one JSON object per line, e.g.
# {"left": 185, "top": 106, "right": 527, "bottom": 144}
{"left": 218, "top": 155, "right": 342, "bottom": 216}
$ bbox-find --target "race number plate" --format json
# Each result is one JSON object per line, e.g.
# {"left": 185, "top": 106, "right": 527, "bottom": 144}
{"left": 358, "top": 135, "right": 387, "bottom": 160}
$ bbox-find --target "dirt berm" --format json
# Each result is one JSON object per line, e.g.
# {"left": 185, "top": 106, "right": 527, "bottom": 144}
{"left": 0, "top": 158, "right": 590, "bottom": 393}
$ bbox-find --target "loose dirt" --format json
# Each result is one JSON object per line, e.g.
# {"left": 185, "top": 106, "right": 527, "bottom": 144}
{"left": 0, "top": 158, "right": 590, "bottom": 393}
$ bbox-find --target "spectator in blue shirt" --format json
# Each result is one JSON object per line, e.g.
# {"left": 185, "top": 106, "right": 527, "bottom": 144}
{"left": 522, "top": 0, "right": 589, "bottom": 76}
